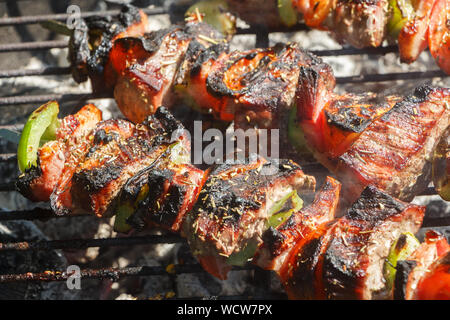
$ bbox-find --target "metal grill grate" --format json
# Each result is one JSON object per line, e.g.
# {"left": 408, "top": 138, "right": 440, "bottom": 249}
{"left": 0, "top": 3, "right": 449, "bottom": 300}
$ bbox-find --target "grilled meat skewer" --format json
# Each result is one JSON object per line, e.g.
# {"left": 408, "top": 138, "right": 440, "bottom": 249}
{"left": 278, "top": 185, "right": 425, "bottom": 299}
{"left": 15, "top": 100, "right": 450, "bottom": 299}
{"left": 295, "top": 81, "right": 450, "bottom": 204}
{"left": 69, "top": 4, "right": 150, "bottom": 92}
{"left": 113, "top": 18, "right": 228, "bottom": 123}
{"left": 219, "top": 0, "right": 449, "bottom": 73}
{"left": 183, "top": 156, "right": 316, "bottom": 279}
{"left": 394, "top": 230, "right": 450, "bottom": 299}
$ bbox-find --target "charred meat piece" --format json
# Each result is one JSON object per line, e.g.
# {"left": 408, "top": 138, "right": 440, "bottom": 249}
{"left": 199, "top": 43, "right": 331, "bottom": 126}
{"left": 123, "top": 156, "right": 207, "bottom": 233}
{"left": 284, "top": 185, "right": 425, "bottom": 300}
{"left": 69, "top": 4, "right": 149, "bottom": 92}
{"left": 184, "top": 156, "right": 316, "bottom": 280}
{"left": 320, "top": 186, "right": 425, "bottom": 299}
{"left": 255, "top": 176, "right": 341, "bottom": 274}
{"left": 398, "top": 0, "right": 436, "bottom": 63}
{"left": 114, "top": 20, "right": 227, "bottom": 123}
{"left": 329, "top": 86, "right": 450, "bottom": 203}
{"left": 325, "top": 0, "right": 389, "bottom": 48}
{"left": 16, "top": 104, "right": 103, "bottom": 202}
{"left": 51, "top": 119, "right": 135, "bottom": 216}
{"left": 66, "top": 107, "right": 190, "bottom": 217}
{"left": 415, "top": 249, "right": 450, "bottom": 300}
{"left": 298, "top": 89, "right": 400, "bottom": 158}
{"left": 394, "top": 230, "right": 450, "bottom": 300}
{"left": 298, "top": 85, "right": 450, "bottom": 203}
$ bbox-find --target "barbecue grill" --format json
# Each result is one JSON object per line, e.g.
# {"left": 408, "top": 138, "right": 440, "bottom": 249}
{"left": 0, "top": 0, "right": 449, "bottom": 300}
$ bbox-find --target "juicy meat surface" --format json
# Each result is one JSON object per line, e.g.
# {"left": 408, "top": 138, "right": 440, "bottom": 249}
{"left": 330, "top": 86, "right": 450, "bottom": 203}
{"left": 282, "top": 185, "right": 425, "bottom": 299}
{"left": 298, "top": 85, "right": 450, "bottom": 204}
{"left": 68, "top": 107, "right": 190, "bottom": 217}
{"left": 416, "top": 250, "right": 450, "bottom": 299}
{"left": 184, "top": 156, "right": 316, "bottom": 279}
{"left": 324, "top": 0, "right": 389, "bottom": 48}
{"left": 255, "top": 176, "right": 341, "bottom": 274}
{"left": 394, "top": 230, "right": 450, "bottom": 300}
{"left": 114, "top": 21, "right": 227, "bottom": 123}
{"left": 16, "top": 104, "right": 103, "bottom": 203}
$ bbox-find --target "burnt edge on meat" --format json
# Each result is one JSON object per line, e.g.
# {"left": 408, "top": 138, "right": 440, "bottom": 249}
{"left": 321, "top": 185, "right": 424, "bottom": 299}
{"left": 70, "top": 106, "right": 187, "bottom": 216}
{"left": 324, "top": 94, "right": 394, "bottom": 133}
{"left": 205, "top": 43, "right": 326, "bottom": 106}
{"left": 380, "top": 85, "right": 435, "bottom": 121}
{"left": 15, "top": 158, "right": 43, "bottom": 201}
{"left": 69, "top": 4, "right": 142, "bottom": 84}
{"left": 72, "top": 106, "right": 184, "bottom": 197}
{"left": 393, "top": 260, "right": 417, "bottom": 300}
{"left": 346, "top": 185, "right": 406, "bottom": 222}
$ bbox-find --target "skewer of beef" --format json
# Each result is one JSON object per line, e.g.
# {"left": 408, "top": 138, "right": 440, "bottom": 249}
{"left": 293, "top": 60, "right": 450, "bottom": 205}
{"left": 107, "top": 23, "right": 450, "bottom": 207}
{"left": 13, "top": 100, "right": 450, "bottom": 299}
{"left": 14, "top": 101, "right": 316, "bottom": 263}
{"left": 213, "top": 0, "right": 449, "bottom": 74}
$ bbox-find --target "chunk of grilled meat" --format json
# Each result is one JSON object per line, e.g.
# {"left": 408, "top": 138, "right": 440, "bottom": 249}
{"left": 394, "top": 230, "right": 450, "bottom": 300}
{"left": 298, "top": 88, "right": 400, "bottom": 158}
{"left": 283, "top": 185, "right": 425, "bottom": 299}
{"left": 415, "top": 250, "right": 450, "bottom": 300}
{"left": 197, "top": 43, "right": 332, "bottom": 126}
{"left": 69, "top": 4, "right": 149, "bottom": 92}
{"left": 398, "top": 0, "right": 436, "bottom": 63}
{"left": 16, "top": 104, "right": 103, "bottom": 202}
{"left": 123, "top": 159, "right": 207, "bottom": 233}
{"left": 183, "top": 156, "right": 316, "bottom": 279}
{"left": 63, "top": 107, "right": 190, "bottom": 217}
{"left": 113, "top": 20, "right": 227, "bottom": 123}
{"left": 254, "top": 176, "right": 341, "bottom": 274}
{"left": 325, "top": 0, "right": 389, "bottom": 48}
{"left": 298, "top": 84, "right": 450, "bottom": 203}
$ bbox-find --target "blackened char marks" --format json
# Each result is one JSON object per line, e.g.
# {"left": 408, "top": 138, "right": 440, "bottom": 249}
{"left": 394, "top": 260, "right": 417, "bottom": 300}
{"left": 73, "top": 164, "right": 123, "bottom": 194}
{"left": 15, "top": 159, "right": 43, "bottom": 200}
{"left": 346, "top": 185, "right": 406, "bottom": 222}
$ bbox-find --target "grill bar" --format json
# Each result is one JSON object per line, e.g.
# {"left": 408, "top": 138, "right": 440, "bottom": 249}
{"left": 0, "top": 71, "right": 446, "bottom": 106}
{"left": 0, "top": 264, "right": 254, "bottom": 283}
{"left": 0, "top": 92, "right": 109, "bottom": 106}
{"left": 0, "top": 39, "right": 399, "bottom": 55}
{"left": 0, "top": 7, "right": 167, "bottom": 27}
{"left": 0, "top": 211, "right": 447, "bottom": 253}
{"left": 0, "top": 66, "right": 70, "bottom": 78}
{"left": 0, "top": 40, "right": 67, "bottom": 53}
{"left": 0, "top": 234, "right": 185, "bottom": 252}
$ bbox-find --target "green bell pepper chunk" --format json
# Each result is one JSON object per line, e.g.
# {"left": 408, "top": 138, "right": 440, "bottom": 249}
{"left": 277, "top": 0, "right": 299, "bottom": 27}
{"left": 287, "top": 104, "right": 310, "bottom": 154}
{"left": 226, "top": 189, "right": 303, "bottom": 266}
{"left": 114, "top": 184, "right": 150, "bottom": 233}
{"left": 17, "top": 101, "right": 60, "bottom": 172}
{"left": 384, "top": 232, "right": 420, "bottom": 290}
{"left": 227, "top": 239, "right": 259, "bottom": 266}
{"left": 266, "top": 190, "right": 303, "bottom": 228}
{"left": 387, "top": 0, "right": 415, "bottom": 38}
{"left": 186, "top": 0, "right": 236, "bottom": 37}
